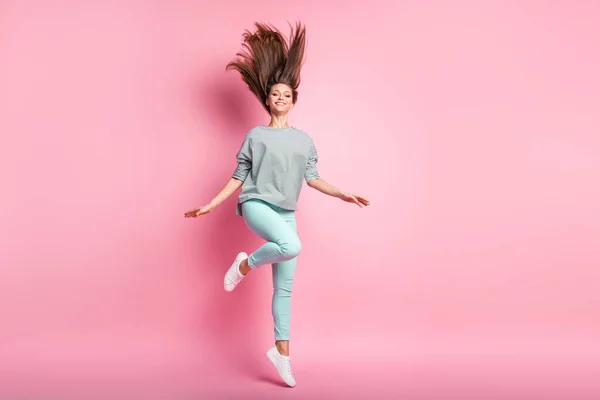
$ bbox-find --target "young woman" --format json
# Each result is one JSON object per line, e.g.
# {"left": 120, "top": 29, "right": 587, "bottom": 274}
{"left": 185, "top": 22, "right": 369, "bottom": 387}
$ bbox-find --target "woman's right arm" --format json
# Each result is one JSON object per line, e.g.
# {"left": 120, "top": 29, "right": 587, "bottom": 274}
{"left": 209, "top": 177, "right": 244, "bottom": 208}
{"left": 184, "top": 132, "right": 251, "bottom": 218}
{"left": 184, "top": 177, "right": 243, "bottom": 218}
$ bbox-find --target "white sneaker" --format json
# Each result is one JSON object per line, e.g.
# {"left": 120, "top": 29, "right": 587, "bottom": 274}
{"left": 267, "top": 346, "right": 296, "bottom": 387}
{"left": 224, "top": 252, "right": 248, "bottom": 292}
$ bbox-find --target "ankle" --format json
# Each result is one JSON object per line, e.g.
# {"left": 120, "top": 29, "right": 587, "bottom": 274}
{"left": 239, "top": 258, "right": 251, "bottom": 275}
{"left": 275, "top": 341, "right": 289, "bottom": 357}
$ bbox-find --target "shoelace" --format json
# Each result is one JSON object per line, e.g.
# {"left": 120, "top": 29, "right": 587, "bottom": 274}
{"left": 285, "top": 358, "right": 293, "bottom": 375}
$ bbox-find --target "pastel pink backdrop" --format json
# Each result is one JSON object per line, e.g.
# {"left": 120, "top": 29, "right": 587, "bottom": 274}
{"left": 1, "top": 1, "right": 599, "bottom": 398}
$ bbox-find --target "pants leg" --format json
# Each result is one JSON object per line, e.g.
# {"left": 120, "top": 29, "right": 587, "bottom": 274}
{"left": 241, "top": 200, "right": 301, "bottom": 269}
{"left": 241, "top": 199, "right": 300, "bottom": 340}
{"left": 271, "top": 214, "right": 297, "bottom": 341}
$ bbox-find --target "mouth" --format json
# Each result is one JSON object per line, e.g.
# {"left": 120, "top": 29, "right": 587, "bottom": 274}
{"left": 275, "top": 102, "right": 286, "bottom": 106}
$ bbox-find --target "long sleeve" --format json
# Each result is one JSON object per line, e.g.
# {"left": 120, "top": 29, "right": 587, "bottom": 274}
{"left": 232, "top": 133, "right": 252, "bottom": 181}
{"left": 304, "top": 141, "right": 320, "bottom": 183}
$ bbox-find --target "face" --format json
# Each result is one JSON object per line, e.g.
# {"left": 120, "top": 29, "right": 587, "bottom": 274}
{"left": 266, "top": 83, "right": 294, "bottom": 115}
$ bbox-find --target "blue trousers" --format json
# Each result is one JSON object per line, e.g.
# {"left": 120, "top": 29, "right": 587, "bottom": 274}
{"left": 241, "top": 199, "right": 301, "bottom": 341}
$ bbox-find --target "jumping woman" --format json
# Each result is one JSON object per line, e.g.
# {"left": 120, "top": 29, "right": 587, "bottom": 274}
{"left": 185, "top": 22, "right": 370, "bottom": 387}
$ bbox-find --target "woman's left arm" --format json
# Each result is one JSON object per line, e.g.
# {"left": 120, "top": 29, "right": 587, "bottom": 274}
{"left": 307, "top": 178, "right": 370, "bottom": 208}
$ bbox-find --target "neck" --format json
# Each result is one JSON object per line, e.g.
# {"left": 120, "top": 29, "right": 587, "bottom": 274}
{"left": 268, "top": 114, "right": 290, "bottom": 129}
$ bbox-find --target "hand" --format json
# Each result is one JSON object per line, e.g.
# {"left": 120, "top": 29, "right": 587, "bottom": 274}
{"left": 338, "top": 191, "right": 370, "bottom": 208}
{"left": 184, "top": 203, "right": 214, "bottom": 218}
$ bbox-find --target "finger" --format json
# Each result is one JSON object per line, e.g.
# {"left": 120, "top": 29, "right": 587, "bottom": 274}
{"left": 357, "top": 196, "right": 370, "bottom": 206}
{"left": 352, "top": 197, "right": 362, "bottom": 207}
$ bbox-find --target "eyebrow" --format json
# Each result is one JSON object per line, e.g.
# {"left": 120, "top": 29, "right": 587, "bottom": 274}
{"left": 272, "top": 90, "right": 291, "bottom": 94}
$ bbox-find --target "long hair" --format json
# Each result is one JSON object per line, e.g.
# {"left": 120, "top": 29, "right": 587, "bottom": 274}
{"left": 226, "top": 22, "right": 306, "bottom": 114}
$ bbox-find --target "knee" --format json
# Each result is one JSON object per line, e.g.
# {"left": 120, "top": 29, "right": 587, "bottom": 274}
{"left": 280, "top": 236, "right": 302, "bottom": 259}
{"left": 274, "top": 283, "right": 293, "bottom": 297}
{"left": 274, "top": 277, "right": 294, "bottom": 297}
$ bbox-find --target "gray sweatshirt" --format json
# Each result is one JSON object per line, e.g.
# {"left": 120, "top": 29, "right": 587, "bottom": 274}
{"left": 232, "top": 125, "right": 320, "bottom": 216}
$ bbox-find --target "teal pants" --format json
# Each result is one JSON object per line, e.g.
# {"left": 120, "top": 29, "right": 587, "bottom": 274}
{"left": 241, "top": 199, "right": 301, "bottom": 341}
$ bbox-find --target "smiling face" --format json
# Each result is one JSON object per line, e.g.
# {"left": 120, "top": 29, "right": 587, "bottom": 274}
{"left": 265, "top": 83, "right": 295, "bottom": 115}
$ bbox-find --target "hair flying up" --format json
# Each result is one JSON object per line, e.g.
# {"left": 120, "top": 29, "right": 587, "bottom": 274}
{"left": 226, "top": 22, "right": 306, "bottom": 113}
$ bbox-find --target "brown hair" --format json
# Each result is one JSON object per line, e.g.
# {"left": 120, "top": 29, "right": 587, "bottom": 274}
{"left": 226, "top": 22, "right": 306, "bottom": 113}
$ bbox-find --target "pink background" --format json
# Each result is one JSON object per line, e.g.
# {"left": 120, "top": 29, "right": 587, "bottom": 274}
{"left": 1, "top": 1, "right": 599, "bottom": 398}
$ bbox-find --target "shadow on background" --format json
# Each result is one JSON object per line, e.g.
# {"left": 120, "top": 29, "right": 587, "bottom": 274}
{"left": 190, "top": 70, "right": 272, "bottom": 379}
